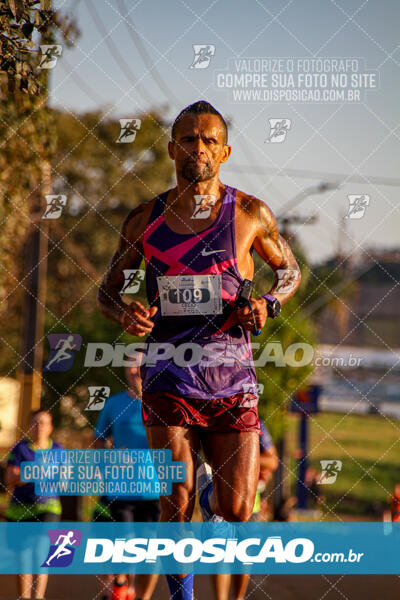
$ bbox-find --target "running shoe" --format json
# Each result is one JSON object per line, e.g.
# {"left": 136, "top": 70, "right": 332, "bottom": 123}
{"left": 196, "top": 462, "right": 224, "bottom": 523}
{"left": 111, "top": 578, "right": 128, "bottom": 600}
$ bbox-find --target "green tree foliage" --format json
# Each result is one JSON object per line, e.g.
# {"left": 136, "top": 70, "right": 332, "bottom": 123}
{"left": 0, "top": 0, "right": 77, "bottom": 366}
{"left": 252, "top": 245, "right": 315, "bottom": 439}
{"left": 0, "top": 0, "right": 76, "bottom": 95}
{"left": 40, "top": 108, "right": 174, "bottom": 427}
{"left": 0, "top": 2, "right": 175, "bottom": 432}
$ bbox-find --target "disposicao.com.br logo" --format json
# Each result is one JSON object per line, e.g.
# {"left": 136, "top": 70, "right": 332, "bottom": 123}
{"left": 84, "top": 535, "right": 312, "bottom": 565}
{"left": 41, "top": 529, "right": 82, "bottom": 567}
{"left": 82, "top": 535, "right": 364, "bottom": 567}
{"left": 1, "top": 522, "right": 383, "bottom": 574}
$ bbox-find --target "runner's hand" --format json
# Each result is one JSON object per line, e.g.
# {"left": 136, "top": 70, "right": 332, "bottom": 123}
{"left": 120, "top": 301, "right": 158, "bottom": 337}
{"left": 237, "top": 297, "right": 267, "bottom": 332}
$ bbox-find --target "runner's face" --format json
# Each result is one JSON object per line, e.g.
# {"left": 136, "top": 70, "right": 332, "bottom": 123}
{"left": 169, "top": 113, "right": 230, "bottom": 182}
{"left": 31, "top": 412, "right": 53, "bottom": 441}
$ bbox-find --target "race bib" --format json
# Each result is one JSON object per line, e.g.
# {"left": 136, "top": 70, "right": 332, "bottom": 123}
{"left": 157, "top": 274, "right": 223, "bottom": 316}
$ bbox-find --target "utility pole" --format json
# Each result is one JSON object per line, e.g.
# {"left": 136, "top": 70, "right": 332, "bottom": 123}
{"left": 271, "top": 186, "right": 333, "bottom": 513}
{"left": 277, "top": 182, "right": 340, "bottom": 219}
{"left": 17, "top": 0, "right": 52, "bottom": 436}
{"left": 279, "top": 214, "right": 318, "bottom": 244}
{"left": 18, "top": 162, "right": 51, "bottom": 434}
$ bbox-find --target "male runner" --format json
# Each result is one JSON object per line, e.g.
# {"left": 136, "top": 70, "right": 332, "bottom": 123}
{"left": 97, "top": 100, "right": 301, "bottom": 599}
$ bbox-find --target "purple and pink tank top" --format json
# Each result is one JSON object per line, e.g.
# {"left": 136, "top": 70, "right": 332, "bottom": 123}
{"left": 141, "top": 184, "right": 257, "bottom": 401}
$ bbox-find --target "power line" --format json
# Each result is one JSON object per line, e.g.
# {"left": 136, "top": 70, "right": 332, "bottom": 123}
{"left": 59, "top": 55, "right": 104, "bottom": 105}
{"left": 301, "top": 261, "right": 375, "bottom": 318}
{"left": 105, "top": 15, "right": 400, "bottom": 193}
{"left": 86, "top": 0, "right": 157, "bottom": 108}
{"left": 114, "top": 11, "right": 292, "bottom": 206}
{"left": 62, "top": 3, "right": 400, "bottom": 200}
{"left": 223, "top": 164, "right": 400, "bottom": 188}
{"left": 117, "top": 0, "right": 180, "bottom": 108}
{"left": 278, "top": 182, "right": 340, "bottom": 217}
{"left": 229, "top": 122, "right": 277, "bottom": 202}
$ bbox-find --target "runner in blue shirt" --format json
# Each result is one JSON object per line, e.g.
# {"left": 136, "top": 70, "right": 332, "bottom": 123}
{"left": 6, "top": 409, "right": 62, "bottom": 600}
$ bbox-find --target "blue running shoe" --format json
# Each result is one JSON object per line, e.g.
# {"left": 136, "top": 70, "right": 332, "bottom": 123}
{"left": 196, "top": 462, "right": 224, "bottom": 523}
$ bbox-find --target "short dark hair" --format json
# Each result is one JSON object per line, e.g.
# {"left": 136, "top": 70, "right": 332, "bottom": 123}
{"left": 171, "top": 100, "right": 228, "bottom": 144}
{"left": 30, "top": 409, "right": 52, "bottom": 421}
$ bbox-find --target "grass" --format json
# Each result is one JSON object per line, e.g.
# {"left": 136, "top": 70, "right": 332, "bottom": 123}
{"left": 0, "top": 412, "right": 398, "bottom": 521}
{"left": 285, "top": 411, "right": 400, "bottom": 518}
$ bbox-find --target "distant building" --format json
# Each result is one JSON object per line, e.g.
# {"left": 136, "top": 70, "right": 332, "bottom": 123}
{"left": 317, "top": 250, "right": 400, "bottom": 349}
{"left": 313, "top": 344, "right": 400, "bottom": 418}
{"left": 312, "top": 250, "right": 400, "bottom": 417}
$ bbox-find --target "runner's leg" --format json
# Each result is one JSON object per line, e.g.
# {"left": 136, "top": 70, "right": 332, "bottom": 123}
{"left": 212, "top": 573, "right": 231, "bottom": 600}
{"left": 146, "top": 426, "right": 200, "bottom": 599}
{"left": 145, "top": 426, "right": 200, "bottom": 521}
{"left": 109, "top": 500, "right": 132, "bottom": 597}
{"left": 133, "top": 500, "right": 161, "bottom": 600}
{"left": 211, "top": 573, "right": 250, "bottom": 600}
{"left": 232, "top": 573, "right": 251, "bottom": 600}
{"left": 33, "top": 573, "right": 48, "bottom": 599}
{"left": 18, "top": 573, "right": 33, "bottom": 598}
{"left": 203, "top": 432, "right": 259, "bottom": 522}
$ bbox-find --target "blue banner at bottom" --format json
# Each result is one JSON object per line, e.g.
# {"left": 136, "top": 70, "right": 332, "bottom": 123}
{"left": 1, "top": 522, "right": 399, "bottom": 574}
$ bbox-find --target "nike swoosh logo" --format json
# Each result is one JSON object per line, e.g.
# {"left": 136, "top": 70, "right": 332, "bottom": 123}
{"left": 201, "top": 249, "right": 226, "bottom": 256}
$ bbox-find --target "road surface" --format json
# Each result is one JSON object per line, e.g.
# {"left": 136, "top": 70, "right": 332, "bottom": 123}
{"left": 1, "top": 573, "right": 400, "bottom": 599}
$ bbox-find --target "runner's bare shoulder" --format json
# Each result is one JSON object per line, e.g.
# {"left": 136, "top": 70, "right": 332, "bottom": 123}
{"left": 235, "top": 189, "right": 276, "bottom": 235}
{"left": 119, "top": 196, "right": 158, "bottom": 247}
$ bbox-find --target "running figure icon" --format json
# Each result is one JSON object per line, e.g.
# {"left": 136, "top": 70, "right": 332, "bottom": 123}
{"left": 45, "top": 531, "right": 77, "bottom": 566}
{"left": 42, "top": 195, "right": 66, "bottom": 219}
{"left": 86, "top": 386, "right": 110, "bottom": 410}
{"left": 44, "top": 335, "right": 76, "bottom": 371}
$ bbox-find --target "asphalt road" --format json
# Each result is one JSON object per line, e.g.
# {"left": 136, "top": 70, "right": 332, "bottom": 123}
{"left": 1, "top": 574, "right": 400, "bottom": 600}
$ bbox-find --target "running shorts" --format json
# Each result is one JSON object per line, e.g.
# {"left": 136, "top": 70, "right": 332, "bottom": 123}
{"left": 142, "top": 391, "right": 260, "bottom": 433}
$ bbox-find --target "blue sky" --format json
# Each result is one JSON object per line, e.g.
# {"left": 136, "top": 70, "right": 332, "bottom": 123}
{"left": 51, "top": 0, "right": 400, "bottom": 263}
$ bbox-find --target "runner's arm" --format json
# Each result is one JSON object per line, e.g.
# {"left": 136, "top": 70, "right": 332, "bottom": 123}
{"left": 253, "top": 200, "right": 301, "bottom": 305}
{"left": 97, "top": 202, "right": 157, "bottom": 336}
{"left": 236, "top": 197, "right": 301, "bottom": 332}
